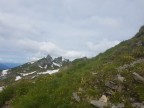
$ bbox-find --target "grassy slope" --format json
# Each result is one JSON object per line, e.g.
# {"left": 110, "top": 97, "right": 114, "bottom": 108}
{"left": 0, "top": 27, "right": 144, "bottom": 108}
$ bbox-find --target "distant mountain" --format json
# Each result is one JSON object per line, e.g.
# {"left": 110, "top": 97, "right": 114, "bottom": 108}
{"left": 0, "top": 63, "right": 9, "bottom": 70}
{"left": 0, "top": 55, "right": 70, "bottom": 82}
{"left": 0, "top": 63, "right": 21, "bottom": 70}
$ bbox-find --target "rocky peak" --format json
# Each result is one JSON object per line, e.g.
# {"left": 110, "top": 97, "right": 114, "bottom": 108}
{"left": 53, "top": 56, "right": 62, "bottom": 64}
{"left": 135, "top": 25, "right": 144, "bottom": 38}
{"left": 139, "top": 25, "right": 144, "bottom": 32}
{"left": 37, "top": 55, "right": 53, "bottom": 68}
{"left": 46, "top": 55, "right": 53, "bottom": 62}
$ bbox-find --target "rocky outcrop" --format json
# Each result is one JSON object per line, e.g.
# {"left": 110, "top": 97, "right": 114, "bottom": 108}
{"left": 133, "top": 72, "right": 144, "bottom": 84}
{"left": 53, "top": 57, "right": 62, "bottom": 64}
{"left": 90, "top": 95, "right": 108, "bottom": 108}
{"left": 117, "top": 58, "right": 144, "bottom": 72}
{"left": 37, "top": 55, "right": 53, "bottom": 68}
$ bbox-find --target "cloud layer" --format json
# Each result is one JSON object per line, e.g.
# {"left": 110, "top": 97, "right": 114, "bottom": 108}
{"left": 0, "top": 0, "right": 144, "bottom": 63}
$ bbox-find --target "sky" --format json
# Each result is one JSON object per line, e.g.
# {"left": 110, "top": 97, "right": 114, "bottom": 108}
{"left": 0, "top": 0, "right": 144, "bottom": 63}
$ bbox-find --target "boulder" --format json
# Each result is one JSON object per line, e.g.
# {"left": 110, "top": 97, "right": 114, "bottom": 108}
{"left": 90, "top": 95, "right": 108, "bottom": 108}
{"left": 117, "top": 74, "right": 125, "bottom": 83}
{"left": 112, "top": 103, "right": 124, "bottom": 108}
{"left": 133, "top": 72, "right": 144, "bottom": 84}
{"left": 105, "top": 81, "right": 118, "bottom": 90}
{"left": 72, "top": 92, "right": 80, "bottom": 102}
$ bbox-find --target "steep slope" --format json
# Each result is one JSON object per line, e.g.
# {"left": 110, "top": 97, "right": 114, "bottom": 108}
{"left": 0, "top": 26, "right": 144, "bottom": 108}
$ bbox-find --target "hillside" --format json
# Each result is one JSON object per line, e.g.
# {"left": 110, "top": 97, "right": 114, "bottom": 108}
{"left": 0, "top": 26, "right": 144, "bottom": 108}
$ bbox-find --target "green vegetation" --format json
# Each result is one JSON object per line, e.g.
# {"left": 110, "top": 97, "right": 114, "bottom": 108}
{"left": 0, "top": 27, "right": 144, "bottom": 107}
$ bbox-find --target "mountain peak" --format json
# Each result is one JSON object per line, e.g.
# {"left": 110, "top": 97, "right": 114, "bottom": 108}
{"left": 139, "top": 25, "right": 144, "bottom": 32}
{"left": 135, "top": 25, "right": 144, "bottom": 38}
{"left": 46, "top": 55, "right": 53, "bottom": 61}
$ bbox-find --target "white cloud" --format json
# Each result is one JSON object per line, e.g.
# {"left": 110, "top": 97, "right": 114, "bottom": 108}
{"left": 0, "top": 0, "right": 143, "bottom": 63}
{"left": 63, "top": 51, "right": 85, "bottom": 59}
{"left": 16, "top": 39, "right": 62, "bottom": 54}
{"left": 18, "top": 39, "right": 86, "bottom": 60}
{"left": 87, "top": 39, "right": 120, "bottom": 54}
{"left": 90, "top": 16, "right": 121, "bottom": 28}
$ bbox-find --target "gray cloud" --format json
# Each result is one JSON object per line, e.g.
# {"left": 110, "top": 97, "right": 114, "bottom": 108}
{"left": 0, "top": 0, "right": 143, "bottom": 63}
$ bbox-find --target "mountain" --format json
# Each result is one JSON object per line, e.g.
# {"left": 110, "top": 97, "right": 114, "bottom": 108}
{"left": 0, "top": 26, "right": 144, "bottom": 108}
{"left": 4, "top": 63, "right": 22, "bottom": 69}
{"left": 0, "top": 63, "right": 9, "bottom": 70}
{"left": 0, "top": 63, "right": 21, "bottom": 70}
{"left": 0, "top": 55, "right": 70, "bottom": 83}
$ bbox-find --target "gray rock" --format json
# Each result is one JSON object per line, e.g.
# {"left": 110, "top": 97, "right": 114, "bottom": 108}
{"left": 132, "top": 102, "right": 144, "bottom": 108}
{"left": 46, "top": 55, "right": 53, "bottom": 65}
{"left": 117, "top": 59, "right": 144, "bottom": 72}
{"left": 53, "top": 57, "right": 62, "bottom": 64}
{"left": 105, "top": 91, "right": 113, "bottom": 96}
{"left": 133, "top": 72, "right": 144, "bottom": 84}
{"left": 36, "top": 55, "right": 53, "bottom": 68}
{"left": 90, "top": 95, "right": 108, "bottom": 108}
{"left": 72, "top": 92, "right": 80, "bottom": 102}
{"left": 117, "top": 74, "right": 125, "bottom": 82}
{"left": 105, "top": 81, "right": 118, "bottom": 90}
{"left": 112, "top": 103, "right": 124, "bottom": 108}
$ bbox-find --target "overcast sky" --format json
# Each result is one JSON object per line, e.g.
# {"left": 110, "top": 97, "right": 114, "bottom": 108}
{"left": 0, "top": 0, "right": 144, "bottom": 63}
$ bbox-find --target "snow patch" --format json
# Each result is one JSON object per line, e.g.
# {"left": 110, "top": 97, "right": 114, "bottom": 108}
{"left": 20, "top": 71, "right": 36, "bottom": 76}
{"left": 51, "top": 64, "right": 54, "bottom": 68}
{"left": 0, "top": 86, "right": 4, "bottom": 92}
{"left": 31, "top": 76, "right": 36, "bottom": 79}
{"left": 37, "top": 69, "right": 59, "bottom": 75}
{"left": 53, "top": 62, "right": 61, "bottom": 67}
{"left": 38, "top": 65, "right": 43, "bottom": 68}
{"left": 44, "top": 65, "right": 47, "bottom": 69}
{"left": 30, "top": 61, "right": 35, "bottom": 64}
{"left": 15, "top": 76, "right": 22, "bottom": 81}
{"left": 1, "top": 70, "right": 8, "bottom": 76}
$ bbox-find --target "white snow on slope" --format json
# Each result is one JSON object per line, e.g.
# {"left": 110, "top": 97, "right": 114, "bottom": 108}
{"left": 30, "top": 61, "right": 35, "bottom": 64}
{"left": 1, "top": 70, "right": 8, "bottom": 76}
{"left": 20, "top": 71, "right": 36, "bottom": 76}
{"left": 53, "top": 62, "right": 61, "bottom": 67}
{"left": 0, "top": 86, "right": 4, "bottom": 92}
{"left": 15, "top": 76, "right": 22, "bottom": 81}
{"left": 28, "top": 61, "right": 35, "bottom": 64}
{"left": 44, "top": 65, "right": 47, "bottom": 69}
{"left": 38, "top": 65, "right": 43, "bottom": 68}
{"left": 31, "top": 76, "right": 36, "bottom": 79}
{"left": 37, "top": 69, "right": 59, "bottom": 75}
